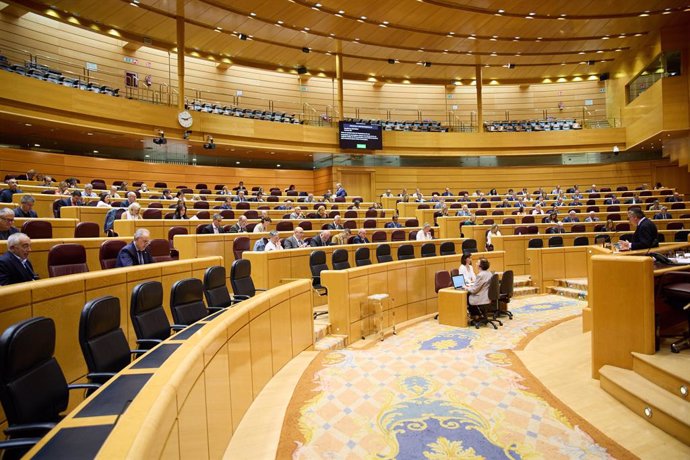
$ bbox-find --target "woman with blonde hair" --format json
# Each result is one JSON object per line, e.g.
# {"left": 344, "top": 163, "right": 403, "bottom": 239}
{"left": 122, "top": 202, "right": 143, "bottom": 220}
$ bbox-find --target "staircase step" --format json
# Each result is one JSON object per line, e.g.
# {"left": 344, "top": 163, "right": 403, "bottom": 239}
{"left": 513, "top": 275, "right": 532, "bottom": 287}
{"left": 632, "top": 352, "right": 690, "bottom": 401}
{"left": 314, "top": 334, "right": 348, "bottom": 351}
{"left": 554, "top": 278, "right": 588, "bottom": 290}
{"left": 549, "top": 286, "right": 587, "bottom": 300}
{"left": 513, "top": 286, "right": 539, "bottom": 297}
{"left": 600, "top": 365, "right": 690, "bottom": 445}
{"left": 313, "top": 322, "right": 331, "bottom": 343}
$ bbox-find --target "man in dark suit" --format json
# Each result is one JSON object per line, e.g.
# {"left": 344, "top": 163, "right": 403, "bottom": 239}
{"left": 653, "top": 206, "right": 672, "bottom": 220}
{"left": 227, "top": 215, "right": 249, "bottom": 233}
{"left": 328, "top": 215, "right": 344, "bottom": 230}
{"left": 620, "top": 208, "right": 658, "bottom": 251}
{"left": 624, "top": 194, "right": 641, "bottom": 205}
{"left": 352, "top": 229, "right": 370, "bottom": 244}
{"left": 60, "top": 190, "right": 84, "bottom": 208}
{"left": 200, "top": 214, "right": 225, "bottom": 234}
{"left": 283, "top": 227, "right": 307, "bottom": 249}
{"left": 0, "top": 178, "right": 22, "bottom": 203}
{"left": 309, "top": 230, "right": 331, "bottom": 247}
{"left": 384, "top": 215, "right": 402, "bottom": 228}
{"left": 14, "top": 195, "right": 38, "bottom": 218}
{"left": 116, "top": 228, "right": 154, "bottom": 267}
{"left": 0, "top": 232, "right": 39, "bottom": 285}
{"left": 603, "top": 196, "right": 620, "bottom": 205}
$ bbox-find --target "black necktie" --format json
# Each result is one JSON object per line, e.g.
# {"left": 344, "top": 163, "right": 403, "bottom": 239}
{"left": 22, "top": 260, "right": 36, "bottom": 279}
{"left": 138, "top": 251, "right": 145, "bottom": 265}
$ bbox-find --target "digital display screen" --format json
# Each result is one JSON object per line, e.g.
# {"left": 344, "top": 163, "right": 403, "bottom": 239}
{"left": 338, "top": 122, "right": 383, "bottom": 150}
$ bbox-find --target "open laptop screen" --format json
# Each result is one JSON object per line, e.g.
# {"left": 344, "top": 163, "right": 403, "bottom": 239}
{"left": 452, "top": 274, "right": 466, "bottom": 289}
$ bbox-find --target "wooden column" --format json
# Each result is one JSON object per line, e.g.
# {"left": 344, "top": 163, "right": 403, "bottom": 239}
{"left": 475, "top": 64, "right": 483, "bottom": 132}
{"left": 176, "top": 0, "right": 185, "bottom": 112}
{"left": 335, "top": 40, "right": 344, "bottom": 121}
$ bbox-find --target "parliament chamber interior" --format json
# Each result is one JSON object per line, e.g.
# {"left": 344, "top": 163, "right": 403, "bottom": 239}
{"left": 0, "top": 0, "right": 689, "bottom": 458}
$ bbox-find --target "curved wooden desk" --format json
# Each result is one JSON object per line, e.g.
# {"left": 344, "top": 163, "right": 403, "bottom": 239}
{"left": 24, "top": 279, "right": 314, "bottom": 459}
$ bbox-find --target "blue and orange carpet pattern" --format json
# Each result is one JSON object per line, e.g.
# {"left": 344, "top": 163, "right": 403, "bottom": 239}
{"left": 278, "top": 295, "right": 628, "bottom": 459}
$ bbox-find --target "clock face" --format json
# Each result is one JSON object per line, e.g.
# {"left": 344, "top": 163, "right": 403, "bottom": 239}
{"left": 178, "top": 110, "right": 193, "bottom": 128}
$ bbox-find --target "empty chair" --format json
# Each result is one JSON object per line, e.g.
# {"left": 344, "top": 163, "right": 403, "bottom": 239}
{"left": 671, "top": 202, "right": 686, "bottom": 209}
{"left": 168, "top": 226, "right": 187, "bottom": 259}
{"left": 299, "top": 221, "right": 312, "bottom": 231}
{"left": 372, "top": 230, "right": 387, "bottom": 242}
{"left": 148, "top": 238, "right": 173, "bottom": 262}
{"left": 344, "top": 210, "right": 357, "bottom": 218}
{"left": 276, "top": 221, "right": 294, "bottom": 231}
{"left": 573, "top": 236, "right": 590, "bottom": 246}
{"left": 99, "top": 239, "right": 126, "bottom": 269}
{"left": 219, "top": 210, "right": 235, "bottom": 219}
{"left": 497, "top": 270, "right": 514, "bottom": 320}
{"left": 233, "top": 236, "right": 250, "bottom": 259}
{"left": 521, "top": 215, "right": 535, "bottom": 224}
{"left": 203, "top": 265, "right": 236, "bottom": 309}
{"left": 439, "top": 241, "right": 455, "bottom": 256}
{"left": 230, "top": 259, "right": 265, "bottom": 299}
{"left": 21, "top": 220, "right": 52, "bottom": 239}
{"left": 503, "top": 218, "right": 516, "bottom": 225}
{"left": 74, "top": 221, "right": 100, "bottom": 238}
{"left": 570, "top": 224, "right": 585, "bottom": 233}
{"left": 332, "top": 249, "right": 351, "bottom": 270}
{"left": 363, "top": 219, "right": 376, "bottom": 229}
{"left": 615, "top": 223, "right": 630, "bottom": 232}
{"left": 48, "top": 243, "right": 88, "bottom": 277}
{"left": 196, "top": 211, "right": 210, "bottom": 219}
{"left": 548, "top": 236, "right": 564, "bottom": 247}
{"left": 397, "top": 244, "right": 414, "bottom": 260}
{"left": 594, "top": 234, "right": 611, "bottom": 245}
{"left": 657, "top": 233, "right": 666, "bottom": 243}
{"left": 461, "top": 239, "right": 478, "bottom": 254}
{"left": 528, "top": 238, "right": 544, "bottom": 248}
{"left": 421, "top": 243, "right": 436, "bottom": 258}
{"left": 193, "top": 201, "right": 210, "bottom": 209}
{"left": 142, "top": 208, "right": 162, "bottom": 219}
{"left": 674, "top": 230, "right": 690, "bottom": 243}
{"left": 355, "top": 247, "right": 372, "bottom": 266}
{"left": 309, "top": 250, "right": 329, "bottom": 293}
{"left": 344, "top": 220, "right": 357, "bottom": 230}
{"left": 409, "top": 230, "right": 418, "bottom": 241}
{"left": 79, "top": 296, "right": 146, "bottom": 385}
{"left": 0, "top": 317, "right": 99, "bottom": 458}
{"left": 154, "top": 182, "right": 167, "bottom": 188}
{"left": 365, "top": 209, "right": 378, "bottom": 218}
{"left": 527, "top": 225, "right": 539, "bottom": 234}
{"left": 130, "top": 281, "right": 185, "bottom": 349}
{"left": 514, "top": 226, "right": 528, "bottom": 235}
{"left": 391, "top": 229, "right": 405, "bottom": 241}
{"left": 434, "top": 270, "right": 452, "bottom": 294}
{"left": 658, "top": 271, "right": 690, "bottom": 353}
{"left": 667, "top": 222, "right": 684, "bottom": 230}
{"left": 376, "top": 244, "right": 393, "bottom": 263}
{"left": 236, "top": 202, "right": 250, "bottom": 209}
{"left": 405, "top": 218, "right": 418, "bottom": 227}
{"left": 170, "top": 278, "right": 210, "bottom": 325}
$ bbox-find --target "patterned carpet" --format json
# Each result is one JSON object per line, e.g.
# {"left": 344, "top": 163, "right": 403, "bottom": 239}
{"left": 278, "top": 295, "right": 633, "bottom": 460}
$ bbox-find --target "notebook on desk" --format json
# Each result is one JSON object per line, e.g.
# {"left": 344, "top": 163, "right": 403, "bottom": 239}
{"left": 452, "top": 274, "right": 466, "bottom": 290}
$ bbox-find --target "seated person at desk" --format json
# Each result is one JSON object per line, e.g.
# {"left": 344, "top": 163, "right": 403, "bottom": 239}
{"left": 416, "top": 223, "right": 433, "bottom": 241}
{"left": 61, "top": 190, "right": 84, "bottom": 208}
{"left": 116, "top": 229, "right": 153, "bottom": 267}
{"left": 316, "top": 206, "right": 328, "bottom": 219}
{"left": 119, "top": 191, "right": 137, "bottom": 208}
{"left": 619, "top": 208, "right": 659, "bottom": 251}
{"left": 604, "top": 196, "right": 620, "bottom": 205}
{"left": 585, "top": 211, "right": 599, "bottom": 222}
{"left": 304, "top": 193, "right": 317, "bottom": 202}
{"left": 161, "top": 189, "right": 175, "bottom": 200}
{"left": 456, "top": 205, "right": 472, "bottom": 217}
{"left": 234, "top": 191, "right": 248, "bottom": 202}
{"left": 604, "top": 218, "right": 616, "bottom": 232}
{"left": 220, "top": 196, "right": 233, "bottom": 210}
{"left": 173, "top": 203, "right": 189, "bottom": 219}
{"left": 283, "top": 227, "right": 308, "bottom": 249}
{"left": 665, "top": 192, "right": 683, "bottom": 203}
{"left": 467, "top": 258, "right": 493, "bottom": 311}
{"left": 253, "top": 216, "right": 272, "bottom": 233}
{"left": 310, "top": 230, "right": 331, "bottom": 247}
{"left": 352, "top": 229, "right": 370, "bottom": 244}
{"left": 264, "top": 231, "right": 283, "bottom": 251}
{"left": 0, "top": 178, "right": 22, "bottom": 203}
{"left": 459, "top": 253, "right": 477, "bottom": 285}
{"left": 96, "top": 193, "right": 112, "bottom": 208}
{"left": 485, "top": 224, "right": 501, "bottom": 251}
{"left": 546, "top": 222, "right": 566, "bottom": 234}
{"left": 200, "top": 214, "right": 225, "bottom": 234}
{"left": 385, "top": 215, "right": 402, "bottom": 228}
{"left": 0, "top": 233, "right": 39, "bottom": 285}
{"left": 290, "top": 206, "right": 306, "bottom": 220}
{"left": 335, "top": 183, "right": 347, "bottom": 198}
{"left": 228, "top": 215, "right": 249, "bottom": 233}
{"left": 14, "top": 195, "right": 38, "bottom": 218}
{"left": 562, "top": 210, "right": 579, "bottom": 223}
{"left": 330, "top": 228, "right": 351, "bottom": 245}
{"left": 81, "top": 183, "right": 98, "bottom": 198}
{"left": 108, "top": 185, "right": 121, "bottom": 199}
{"left": 647, "top": 200, "right": 661, "bottom": 212}
{"left": 653, "top": 206, "right": 672, "bottom": 220}
{"left": 121, "top": 202, "right": 143, "bottom": 220}
{"left": 624, "top": 194, "right": 641, "bottom": 205}
{"left": 328, "top": 215, "right": 344, "bottom": 230}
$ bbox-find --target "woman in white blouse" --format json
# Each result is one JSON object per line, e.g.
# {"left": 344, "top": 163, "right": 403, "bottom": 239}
{"left": 122, "top": 202, "right": 143, "bottom": 220}
{"left": 96, "top": 193, "right": 112, "bottom": 208}
{"left": 485, "top": 224, "right": 501, "bottom": 251}
{"left": 459, "top": 253, "right": 476, "bottom": 285}
{"left": 264, "top": 231, "right": 283, "bottom": 251}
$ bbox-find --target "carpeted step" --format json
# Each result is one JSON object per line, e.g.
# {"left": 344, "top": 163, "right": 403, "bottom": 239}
{"left": 513, "top": 286, "right": 539, "bottom": 297}
{"left": 314, "top": 334, "right": 348, "bottom": 351}
{"left": 632, "top": 352, "right": 690, "bottom": 402}
{"left": 513, "top": 275, "right": 532, "bottom": 287}
{"left": 554, "top": 278, "right": 588, "bottom": 291}
{"left": 549, "top": 286, "right": 587, "bottom": 300}
{"left": 600, "top": 365, "right": 690, "bottom": 445}
{"left": 314, "top": 322, "right": 331, "bottom": 343}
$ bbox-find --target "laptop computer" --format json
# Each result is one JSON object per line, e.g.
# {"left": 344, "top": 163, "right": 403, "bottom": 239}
{"left": 452, "top": 274, "right": 466, "bottom": 290}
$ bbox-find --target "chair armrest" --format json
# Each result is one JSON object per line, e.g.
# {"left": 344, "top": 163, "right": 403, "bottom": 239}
{"left": 131, "top": 349, "right": 148, "bottom": 357}
{"left": 86, "top": 372, "right": 116, "bottom": 384}
{"left": 658, "top": 270, "right": 690, "bottom": 287}
{"left": 136, "top": 338, "right": 162, "bottom": 347}
{"left": 255, "top": 288, "right": 267, "bottom": 292}
{"left": 0, "top": 438, "right": 42, "bottom": 451}
{"left": 231, "top": 294, "right": 251, "bottom": 301}
{"left": 68, "top": 383, "right": 101, "bottom": 391}
{"left": 4, "top": 423, "right": 55, "bottom": 437}
{"left": 171, "top": 324, "right": 187, "bottom": 331}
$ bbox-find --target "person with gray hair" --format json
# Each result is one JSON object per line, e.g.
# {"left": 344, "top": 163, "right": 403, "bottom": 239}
{"left": 310, "top": 230, "right": 331, "bottom": 247}
{"left": 416, "top": 223, "right": 433, "bottom": 241}
{"left": 81, "top": 183, "right": 98, "bottom": 198}
{"left": 116, "top": 228, "right": 153, "bottom": 267}
{"left": 283, "top": 227, "right": 307, "bottom": 249}
{"left": 0, "top": 232, "right": 38, "bottom": 285}
{"left": 201, "top": 214, "right": 225, "bottom": 234}
{"left": 14, "top": 195, "right": 37, "bottom": 218}
{"left": 264, "top": 230, "right": 283, "bottom": 251}
{"left": 120, "top": 191, "right": 137, "bottom": 207}
{"left": 228, "top": 215, "right": 248, "bottom": 233}
{"left": 0, "top": 208, "right": 19, "bottom": 240}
